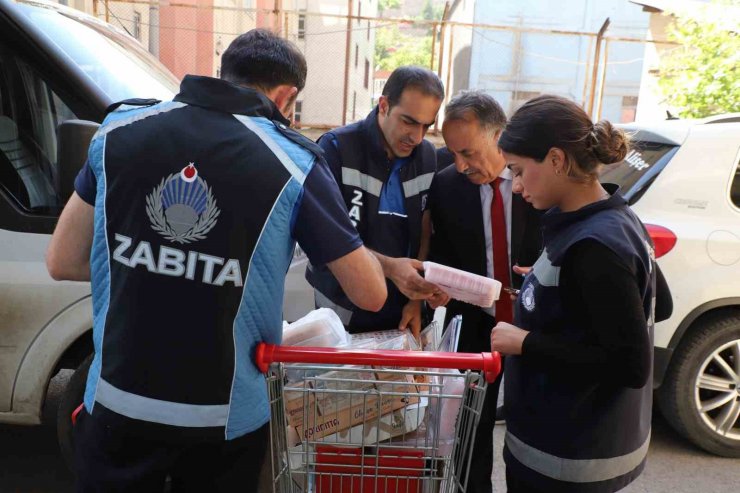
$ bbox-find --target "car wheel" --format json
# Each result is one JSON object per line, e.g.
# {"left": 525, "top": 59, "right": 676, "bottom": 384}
{"left": 658, "top": 312, "right": 740, "bottom": 457}
{"left": 57, "top": 354, "right": 92, "bottom": 471}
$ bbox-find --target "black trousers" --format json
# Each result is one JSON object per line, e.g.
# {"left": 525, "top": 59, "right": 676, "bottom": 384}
{"left": 74, "top": 409, "right": 269, "bottom": 493}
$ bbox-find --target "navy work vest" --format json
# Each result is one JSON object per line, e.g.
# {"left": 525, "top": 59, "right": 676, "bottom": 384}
{"left": 84, "top": 76, "right": 322, "bottom": 440}
{"left": 504, "top": 188, "right": 656, "bottom": 492}
{"left": 306, "top": 109, "right": 436, "bottom": 331}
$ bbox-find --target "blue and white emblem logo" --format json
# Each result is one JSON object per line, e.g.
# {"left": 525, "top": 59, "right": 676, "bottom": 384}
{"left": 145, "top": 163, "right": 220, "bottom": 244}
{"left": 521, "top": 283, "right": 536, "bottom": 312}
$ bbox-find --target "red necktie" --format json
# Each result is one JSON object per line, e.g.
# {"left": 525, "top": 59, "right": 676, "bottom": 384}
{"left": 491, "top": 178, "right": 513, "bottom": 323}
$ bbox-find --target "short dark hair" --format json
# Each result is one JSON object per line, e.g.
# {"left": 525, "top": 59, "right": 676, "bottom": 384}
{"left": 444, "top": 90, "right": 506, "bottom": 133}
{"left": 381, "top": 66, "right": 444, "bottom": 107}
{"left": 221, "top": 29, "right": 307, "bottom": 91}
{"left": 499, "top": 95, "right": 629, "bottom": 180}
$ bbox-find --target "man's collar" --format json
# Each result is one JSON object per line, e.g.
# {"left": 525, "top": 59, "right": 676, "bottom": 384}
{"left": 364, "top": 107, "right": 391, "bottom": 163}
{"left": 173, "top": 75, "right": 290, "bottom": 125}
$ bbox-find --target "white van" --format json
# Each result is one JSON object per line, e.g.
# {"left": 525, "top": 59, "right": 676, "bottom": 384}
{"left": 0, "top": 0, "right": 313, "bottom": 465}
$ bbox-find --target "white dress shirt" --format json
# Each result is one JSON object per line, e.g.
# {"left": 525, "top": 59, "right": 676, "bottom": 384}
{"left": 479, "top": 167, "right": 513, "bottom": 317}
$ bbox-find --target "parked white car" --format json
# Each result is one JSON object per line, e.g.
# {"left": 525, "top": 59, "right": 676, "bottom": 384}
{"left": 603, "top": 115, "right": 740, "bottom": 457}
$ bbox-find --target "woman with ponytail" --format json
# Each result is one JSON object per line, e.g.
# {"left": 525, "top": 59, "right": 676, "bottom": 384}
{"left": 492, "top": 95, "right": 656, "bottom": 492}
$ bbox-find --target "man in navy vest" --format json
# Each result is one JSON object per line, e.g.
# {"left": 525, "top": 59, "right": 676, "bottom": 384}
{"left": 306, "top": 66, "right": 446, "bottom": 336}
{"left": 46, "top": 29, "right": 387, "bottom": 492}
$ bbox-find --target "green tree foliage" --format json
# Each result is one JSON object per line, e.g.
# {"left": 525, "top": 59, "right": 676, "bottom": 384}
{"left": 420, "top": 0, "right": 444, "bottom": 21}
{"left": 657, "top": 7, "right": 739, "bottom": 118}
{"left": 375, "top": 26, "right": 433, "bottom": 71}
{"left": 378, "top": 0, "right": 401, "bottom": 14}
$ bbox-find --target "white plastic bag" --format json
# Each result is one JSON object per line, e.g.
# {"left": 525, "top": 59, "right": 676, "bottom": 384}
{"left": 282, "top": 308, "right": 350, "bottom": 347}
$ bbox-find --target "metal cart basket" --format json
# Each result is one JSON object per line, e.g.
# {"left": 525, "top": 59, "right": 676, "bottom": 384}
{"left": 256, "top": 343, "right": 501, "bottom": 493}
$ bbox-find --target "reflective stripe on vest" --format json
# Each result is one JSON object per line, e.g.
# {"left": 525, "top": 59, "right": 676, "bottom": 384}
{"left": 531, "top": 247, "right": 561, "bottom": 287}
{"left": 314, "top": 289, "right": 353, "bottom": 325}
{"left": 341, "top": 168, "right": 384, "bottom": 197}
{"left": 98, "top": 101, "right": 187, "bottom": 138}
{"left": 402, "top": 172, "right": 434, "bottom": 198}
{"left": 342, "top": 168, "right": 434, "bottom": 200}
{"left": 95, "top": 378, "right": 229, "bottom": 427}
{"left": 505, "top": 430, "right": 650, "bottom": 483}
{"left": 233, "top": 115, "right": 307, "bottom": 184}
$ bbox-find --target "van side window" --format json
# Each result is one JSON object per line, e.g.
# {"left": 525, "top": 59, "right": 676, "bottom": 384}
{"left": 0, "top": 51, "right": 77, "bottom": 214}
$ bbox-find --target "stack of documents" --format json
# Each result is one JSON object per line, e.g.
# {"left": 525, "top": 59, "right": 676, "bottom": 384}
{"left": 423, "top": 261, "right": 501, "bottom": 308}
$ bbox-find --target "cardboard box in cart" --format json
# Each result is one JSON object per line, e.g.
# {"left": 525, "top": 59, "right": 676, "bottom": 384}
{"left": 285, "top": 369, "right": 421, "bottom": 442}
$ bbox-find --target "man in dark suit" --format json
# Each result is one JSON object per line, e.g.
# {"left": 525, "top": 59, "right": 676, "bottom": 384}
{"left": 428, "top": 90, "right": 543, "bottom": 493}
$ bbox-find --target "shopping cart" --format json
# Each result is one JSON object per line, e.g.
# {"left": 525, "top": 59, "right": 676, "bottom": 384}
{"left": 256, "top": 343, "right": 501, "bottom": 493}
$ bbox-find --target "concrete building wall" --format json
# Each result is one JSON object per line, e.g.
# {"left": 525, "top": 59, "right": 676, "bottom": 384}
{"left": 291, "top": 0, "right": 377, "bottom": 127}
{"left": 53, "top": 0, "right": 151, "bottom": 50}
{"left": 105, "top": 2, "right": 152, "bottom": 54}
{"left": 469, "top": 0, "right": 649, "bottom": 122}
{"left": 438, "top": 0, "right": 475, "bottom": 106}
{"left": 345, "top": 0, "right": 376, "bottom": 123}
{"left": 159, "top": 0, "right": 214, "bottom": 80}
{"left": 212, "top": 0, "right": 258, "bottom": 78}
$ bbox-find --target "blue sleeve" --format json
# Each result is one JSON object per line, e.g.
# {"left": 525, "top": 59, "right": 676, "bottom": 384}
{"left": 293, "top": 158, "right": 362, "bottom": 266}
{"left": 74, "top": 161, "right": 97, "bottom": 205}
{"left": 316, "top": 133, "right": 342, "bottom": 185}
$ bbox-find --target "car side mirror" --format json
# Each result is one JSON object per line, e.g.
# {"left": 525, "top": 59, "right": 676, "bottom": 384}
{"left": 57, "top": 120, "right": 100, "bottom": 202}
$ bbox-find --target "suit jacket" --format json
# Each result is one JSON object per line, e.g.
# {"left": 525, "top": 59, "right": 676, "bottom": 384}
{"left": 428, "top": 159, "right": 543, "bottom": 353}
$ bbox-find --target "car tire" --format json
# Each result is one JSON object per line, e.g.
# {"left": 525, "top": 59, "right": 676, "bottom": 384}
{"left": 57, "top": 354, "right": 92, "bottom": 472}
{"left": 658, "top": 312, "right": 740, "bottom": 457}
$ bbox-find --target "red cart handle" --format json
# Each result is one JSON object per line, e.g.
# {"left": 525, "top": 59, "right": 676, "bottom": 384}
{"left": 255, "top": 343, "right": 501, "bottom": 384}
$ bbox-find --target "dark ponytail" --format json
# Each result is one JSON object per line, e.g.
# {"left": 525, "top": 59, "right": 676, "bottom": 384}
{"left": 499, "top": 95, "right": 629, "bottom": 180}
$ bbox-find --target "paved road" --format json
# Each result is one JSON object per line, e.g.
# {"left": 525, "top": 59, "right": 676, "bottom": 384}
{"left": 2, "top": 413, "right": 738, "bottom": 492}
{"left": 492, "top": 412, "right": 740, "bottom": 493}
{"left": 1, "top": 373, "right": 739, "bottom": 492}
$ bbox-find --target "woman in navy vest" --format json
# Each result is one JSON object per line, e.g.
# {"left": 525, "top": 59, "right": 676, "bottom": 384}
{"left": 492, "top": 95, "right": 656, "bottom": 492}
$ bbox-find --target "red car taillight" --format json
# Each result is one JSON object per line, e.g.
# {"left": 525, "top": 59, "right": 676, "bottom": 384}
{"left": 645, "top": 224, "right": 677, "bottom": 258}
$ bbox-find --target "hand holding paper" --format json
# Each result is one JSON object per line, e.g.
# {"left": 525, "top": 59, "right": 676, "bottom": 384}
{"left": 422, "top": 261, "right": 501, "bottom": 308}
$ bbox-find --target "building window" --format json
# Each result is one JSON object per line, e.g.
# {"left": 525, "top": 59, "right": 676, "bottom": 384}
{"left": 355, "top": 44, "right": 359, "bottom": 67}
{"left": 358, "top": 1, "right": 362, "bottom": 25}
{"left": 374, "top": 77, "right": 387, "bottom": 98}
{"left": 298, "top": 12, "right": 306, "bottom": 39}
{"left": 294, "top": 100, "right": 303, "bottom": 126}
{"left": 621, "top": 95, "right": 639, "bottom": 123}
{"left": 364, "top": 59, "right": 370, "bottom": 89}
{"left": 367, "top": 20, "right": 371, "bottom": 40}
{"left": 133, "top": 11, "right": 142, "bottom": 41}
{"left": 622, "top": 96, "right": 638, "bottom": 106}
{"left": 352, "top": 91, "right": 357, "bottom": 121}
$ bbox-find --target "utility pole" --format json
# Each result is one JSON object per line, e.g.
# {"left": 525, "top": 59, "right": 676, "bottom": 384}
{"left": 342, "top": 0, "right": 354, "bottom": 125}
{"left": 433, "top": 1, "right": 450, "bottom": 133}
{"left": 587, "top": 17, "right": 610, "bottom": 119}
{"left": 148, "top": 0, "right": 160, "bottom": 57}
